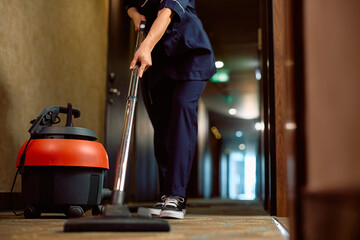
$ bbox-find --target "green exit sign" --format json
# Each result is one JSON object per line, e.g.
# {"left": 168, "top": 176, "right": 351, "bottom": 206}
{"left": 210, "top": 70, "right": 229, "bottom": 83}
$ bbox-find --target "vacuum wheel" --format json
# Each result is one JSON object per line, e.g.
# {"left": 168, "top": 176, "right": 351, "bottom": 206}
{"left": 24, "top": 204, "right": 41, "bottom": 219}
{"left": 92, "top": 205, "right": 105, "bottom": 216}
{"left": 65, "top": 206, "right": 84, "bottom": 218}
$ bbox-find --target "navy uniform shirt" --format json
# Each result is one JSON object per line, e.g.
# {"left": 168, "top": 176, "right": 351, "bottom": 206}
{"left": 125, "top": 0, "right": 216, "bottom": 88}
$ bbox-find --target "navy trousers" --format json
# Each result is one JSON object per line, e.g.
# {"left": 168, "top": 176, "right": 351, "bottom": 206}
{"left": 141, "top": 77, "right": 207, "bottom": 198}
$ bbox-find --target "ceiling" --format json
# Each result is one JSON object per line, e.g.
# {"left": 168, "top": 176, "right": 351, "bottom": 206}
{"left": 195, "top": 0, "right": 261, "bottom": 151}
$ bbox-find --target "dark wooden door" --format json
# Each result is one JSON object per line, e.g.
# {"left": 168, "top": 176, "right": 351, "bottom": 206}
{"left": 103, "top": 0, "right": 132, "bottom": 190}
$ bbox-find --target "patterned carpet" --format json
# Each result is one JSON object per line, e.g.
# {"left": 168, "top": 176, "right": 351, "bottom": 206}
{"left": 0, "top": 199, "right": 289, "bottom": 240}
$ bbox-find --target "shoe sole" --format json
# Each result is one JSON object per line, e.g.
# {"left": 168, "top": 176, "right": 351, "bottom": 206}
{"left": 149, "top": 208, "right": 162, "bottom": 216}
{"left": 160, "top": 209, "right": 186, "bottom": 219}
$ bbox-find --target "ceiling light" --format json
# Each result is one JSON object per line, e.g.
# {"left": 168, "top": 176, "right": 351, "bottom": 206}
{"left": 285, "top": 122, "right": 297, "bottom": 130}
{"left": 229, "top": 108, "right": 237, "bottom": 115}
{"left": 239, "top": 144, "right": 246, "bottom": 150}
{"left": 255, "top": 122, "right": 264, "bottom": 131}
{"left": 215, "top": 61, "right": 224, "bottom": 68}
{"left": 255, "top": 68, "right": 261, "bottom": 80}
{"left": 235, "top": 131, "right": 243, "bottom": 138}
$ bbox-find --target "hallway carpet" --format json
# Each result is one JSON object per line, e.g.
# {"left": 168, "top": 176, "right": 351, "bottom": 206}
{"left": 0, "top": 199, "right": 289, "bottom": 240}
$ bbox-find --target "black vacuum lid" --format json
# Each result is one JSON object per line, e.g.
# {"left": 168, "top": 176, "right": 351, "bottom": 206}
{"left": 38, "top": 126, "right": 97, "bottom": 141}
{"left": 28, "top": 104, "right": 97, "bottom": 141}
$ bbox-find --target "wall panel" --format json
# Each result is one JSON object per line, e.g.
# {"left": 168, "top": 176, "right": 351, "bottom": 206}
{"left": 0, "top": 0, "right": 109, "bottom": 192}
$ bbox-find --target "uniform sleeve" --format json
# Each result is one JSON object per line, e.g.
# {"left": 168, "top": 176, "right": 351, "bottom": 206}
{"left": 124, "top": 0, "right": 136, "bottom": 11}
{"left": 160, "top": 0, "right": 189, "bottom": 21}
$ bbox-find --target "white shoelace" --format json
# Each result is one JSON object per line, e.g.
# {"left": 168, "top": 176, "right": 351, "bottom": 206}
{"left": 153, "top": 195, "right": 167, "bottom": 207}
{"left": 164, "top": 196, "right": 184, "bottom": 208}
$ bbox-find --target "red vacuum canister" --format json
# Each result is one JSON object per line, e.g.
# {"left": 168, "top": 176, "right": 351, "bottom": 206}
{"left": 16, "top": 104, "right": 109, "bottom": 218}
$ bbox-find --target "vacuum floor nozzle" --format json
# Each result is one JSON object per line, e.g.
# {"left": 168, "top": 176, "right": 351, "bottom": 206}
{"left": 64, "top": 206, "right": 170, "bottom": 232}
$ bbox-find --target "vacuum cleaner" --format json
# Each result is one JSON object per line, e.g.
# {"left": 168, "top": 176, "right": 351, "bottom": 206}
{"left": 63, "top": 22, "right": 170, "bottom": 232}
{"left": 16, "top": 103, "right": 109, "bottom": 218}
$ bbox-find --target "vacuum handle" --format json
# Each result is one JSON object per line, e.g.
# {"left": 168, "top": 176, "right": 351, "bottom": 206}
{"left": 133, "top": 21, "right": 146, "bottom": 54}
{"left": 28, "top": 103, "right": 81, "bottom": 135}
{"left": 112, "top": 22, "right": 147, "bottom": 206}
{"left": 133, "top": 21, "right": 147, "bottom": 65}
{"left": 60, "top": 103, "right": 80, "bottom": 127}
{"left": 128, "top": 21, "right": 147, "bottom": 97}
{"left": 59, "top": 106, "right": 81, "bottom": 119}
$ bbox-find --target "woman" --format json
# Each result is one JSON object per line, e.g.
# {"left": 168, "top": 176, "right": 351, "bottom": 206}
{"left": 125, "top": 0, "right": 216, "bottom": 219}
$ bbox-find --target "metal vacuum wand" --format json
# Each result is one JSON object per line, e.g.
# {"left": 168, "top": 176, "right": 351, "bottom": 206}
{"left": 112, "top": 21, "right": 147, "bottom": 206}
{"left": 64, "top": 21, "right": 170, "bottom": 232}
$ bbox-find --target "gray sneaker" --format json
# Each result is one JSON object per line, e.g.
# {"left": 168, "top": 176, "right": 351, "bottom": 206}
{"left": 149, "top": 195, "right": 167, "bottom": 216}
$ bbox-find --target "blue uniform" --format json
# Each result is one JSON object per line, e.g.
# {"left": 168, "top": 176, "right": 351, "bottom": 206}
{"left": 125, "top": 0, "right": 216, "bottom": 198}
